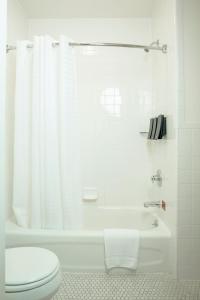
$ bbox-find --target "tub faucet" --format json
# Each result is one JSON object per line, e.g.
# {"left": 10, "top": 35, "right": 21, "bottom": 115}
{"left": 144, "top": 200, "right": 160, "bottom": 208}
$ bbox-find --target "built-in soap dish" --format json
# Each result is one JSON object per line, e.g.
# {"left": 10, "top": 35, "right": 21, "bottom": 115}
{"left": 82, "top": 187, "right": 98, "bottom": 202}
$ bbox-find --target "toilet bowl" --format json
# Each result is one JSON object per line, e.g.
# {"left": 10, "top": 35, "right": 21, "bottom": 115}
{"left": 5, "top": 247, "right": 61, "bottom": 300}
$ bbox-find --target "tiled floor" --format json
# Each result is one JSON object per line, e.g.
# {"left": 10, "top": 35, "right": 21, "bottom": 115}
{"left": 53, "top": 272, "right": 200, "bottom": 300}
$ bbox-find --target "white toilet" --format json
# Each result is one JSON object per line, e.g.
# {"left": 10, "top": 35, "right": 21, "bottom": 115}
{"left": 5, "top": 247, "right": 61, "bottom": 300}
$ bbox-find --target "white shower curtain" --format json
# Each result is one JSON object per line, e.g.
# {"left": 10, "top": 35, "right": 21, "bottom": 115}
{"left": 13, "top": 35, "right": 82, "bottom": 229}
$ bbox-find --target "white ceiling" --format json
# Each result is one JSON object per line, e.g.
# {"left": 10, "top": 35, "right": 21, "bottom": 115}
{"left": 18, "top": 0, "right": 153, "bottom": 18}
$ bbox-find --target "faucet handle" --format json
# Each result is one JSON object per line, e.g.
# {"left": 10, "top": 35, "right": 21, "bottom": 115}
{"left": 151, "top": 169, "right": 162, "bottom": 186}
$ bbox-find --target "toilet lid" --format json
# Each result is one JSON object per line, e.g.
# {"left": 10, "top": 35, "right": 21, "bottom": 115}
{"left": 5, "top": 264, "right": 60, "bottom": 293}
{"left": 6, "top": 247, "right": 59, "bottom": 288}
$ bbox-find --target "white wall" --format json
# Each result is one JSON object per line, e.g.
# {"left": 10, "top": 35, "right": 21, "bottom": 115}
{"left": 28, "top": 18, "right": 154, "bottom": 209}
{"left": 177, "top": 0, "right": 200, "bottom": 279}
{"left": 18, "top": 0, "right": 154, "bottom": 18}
{"left": 149, "top": 0, "right": 178, "bottom": 276}
{"left": 6, "top": 0, "right": 28, "bottom": 218}
{"left": 0, "top": 0, "right": 7, "bottom": 296}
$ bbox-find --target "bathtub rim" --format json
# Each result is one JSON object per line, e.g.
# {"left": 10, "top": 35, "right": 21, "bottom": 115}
{"left": 6, "top": 212, "right": 171, "bottom": 245}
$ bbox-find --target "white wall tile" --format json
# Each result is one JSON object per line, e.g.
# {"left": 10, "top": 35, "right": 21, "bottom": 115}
{"left": 178, "top": 155, "right": 192, "bottom": 170}
{"left": 192, "top": 171, "right": 200, "bottom": 183}
{"left": 178, "top": 266, "right": 200, "bottom": 280}
{"left": 192, "top": 226, "right": 200, "bottom": 238}
{"left": 192, "top": 156, "right": 200, "bottom": 171}
{"left": 178, "top": 225, "right": 193, "bottom": 238}
{"left": 178, "top": 239, "right": 200, "bottom": 279}
{"left": 149, "top": 0, "right": 178, "bottom": 277}
{"left": 178, "top": 183, "right": 192, "bottom": 201}
{"left": 179, "top": 170, "right": 193, "bottom": 184}
{"left": 192, "top": 184, "right": 200, "bottom": 201}
{"left": 178, "top": 129, "right": 192, "bottom": 156}
{"left": 178, "top": 0, "right": 200, "bottom": 280}
{"left": 192, "top": 129, "right": 200, "bottom": 155}
{"left": 178, "top": 210, "right": 193, "bottom": 226}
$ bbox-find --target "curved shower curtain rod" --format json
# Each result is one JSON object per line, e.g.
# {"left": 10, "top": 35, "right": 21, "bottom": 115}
{"left": 6, "top": 40, "right": 167, "bottom": 54}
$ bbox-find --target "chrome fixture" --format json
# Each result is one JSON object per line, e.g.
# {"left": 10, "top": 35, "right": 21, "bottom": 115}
{"left": 151, "top": 169, "right": 162, "bottom": 186}
{"left": 144, "top": 200, "right": 161, "bottom": 208}
{"left": 144, "top": 40, "right": 167, "bottom": 53}
{"left": 6, "top": 40, "right": 167, "bottom": 54}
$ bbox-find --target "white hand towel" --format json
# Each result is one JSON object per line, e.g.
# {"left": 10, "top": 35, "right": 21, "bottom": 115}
{"left": 104, "top": 229, "right": 140, "bottom": 270}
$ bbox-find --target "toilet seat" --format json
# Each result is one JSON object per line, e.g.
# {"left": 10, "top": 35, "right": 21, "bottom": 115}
{"left": 6, "top": 247, "right": 60, "bottom": 293}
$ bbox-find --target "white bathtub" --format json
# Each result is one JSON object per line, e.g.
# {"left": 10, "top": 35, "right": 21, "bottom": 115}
{"left": 6, "top": 207, "right": 171, "bottom": 273}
